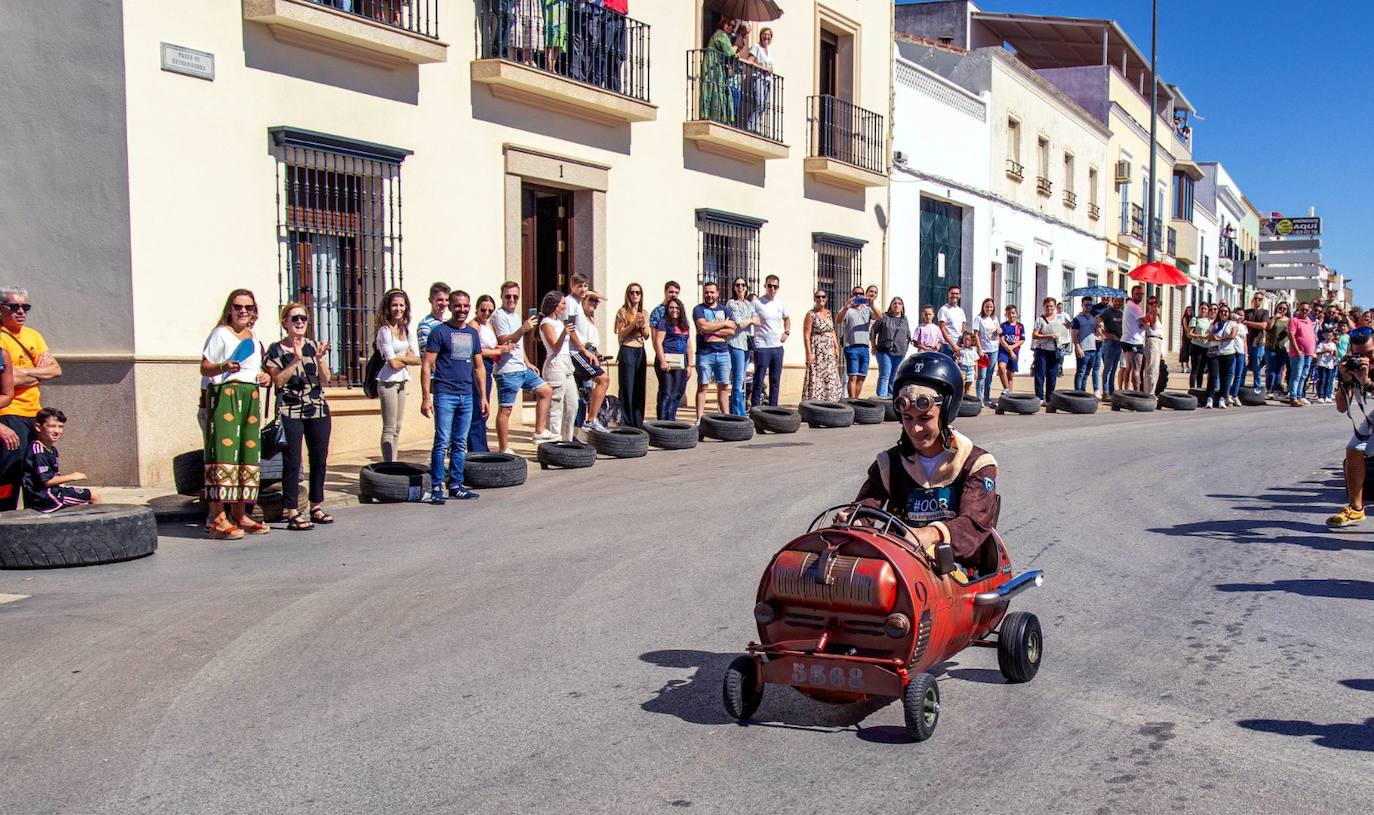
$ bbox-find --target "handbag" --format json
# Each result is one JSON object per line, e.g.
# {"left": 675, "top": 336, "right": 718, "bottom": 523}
{"left": 362, "top": 350, "right": 383, "bottom": 398}
{"left": 663, "top": 353, "right": 685, "bottom": 370}
{"left": 259, "top": 386, "right": 287, "bottom": 460}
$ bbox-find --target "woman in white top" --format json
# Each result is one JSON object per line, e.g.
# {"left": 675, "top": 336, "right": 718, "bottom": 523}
{"left": 1225, "top": 307, "right": 1249, "bottom": 405}
{"left": 199, "top": 289, "right": 272, "bottom": 540}
{"left": 467, "top": 294, "right": 509, "bottom": 454}
{"left": 971, "top": 298, "right": 1001, "bottom": 407}
{"left": 1204, "top": 303, "right": 1238, "bottom": 409}
{"left": 746, "top": 27, "right": 775, "bottom": 136}
{"left": 538, "top": 291, "right": 579, "bottom": 441}
{"left": 374, "top": 288, "right": 420, "bottom": 462}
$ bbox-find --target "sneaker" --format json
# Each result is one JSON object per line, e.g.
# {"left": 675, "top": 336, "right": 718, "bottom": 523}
{"left": 1216, "top": 402, "right": 1226, "bottom": 409}
{"left": 1327, "top": 505, "right": 1365, "bottom": 528}
{"left": 1299, "top": 398, "right": 1312, "bottom": 406}
{"left": 500, "top": 447, "right": 516, "bottom": 455}
{"left": 429, "top": 492, "right": 446, "bottom": 506}
{"left": 585, "top": 419, "right": 609, "bottom": 434}
{"left": 448, "top": 487, "right": 480, "bottom": 500}
{"left": 1202, "top": 403, "right": 1211, "bottom": 409}
{"left": 532, "top": 430, "right": 560, "bottom": 443}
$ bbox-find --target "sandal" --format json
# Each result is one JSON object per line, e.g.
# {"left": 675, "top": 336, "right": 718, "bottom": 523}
{"left": 286, "top": 513, "right": 314, "bottom": 531}
{"left": 309, "top": 507, "right": 334, "bottom": 525}
{"left": 238, "top": 517, "right": 271, "bottom": 536}
{"left": 209, "top": 517, "right": 245, "bottom": 540}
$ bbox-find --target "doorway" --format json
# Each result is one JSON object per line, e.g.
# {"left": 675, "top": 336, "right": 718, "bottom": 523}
{"left": 919, "top": 198, "right": 963, "bottom": 313}
{"left": 521, "top": 184, "right": 573, "bottom": 370}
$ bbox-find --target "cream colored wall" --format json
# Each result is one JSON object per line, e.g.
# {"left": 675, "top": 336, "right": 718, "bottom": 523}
{"left": 115, "top": 0, "right": 893, "bottom": 483}
{"left": 987, "top": 56, "right": 1108, "bottom": 239}
{"left": 1105, "top": 69, "right": 1176, "bottom": 283}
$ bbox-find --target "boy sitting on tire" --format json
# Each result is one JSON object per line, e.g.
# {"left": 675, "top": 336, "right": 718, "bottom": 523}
{"left": 22, "top": 407, "right": 101, "bottom": 513}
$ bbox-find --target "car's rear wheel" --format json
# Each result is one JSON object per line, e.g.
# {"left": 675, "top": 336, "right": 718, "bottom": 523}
{"left": 722, "top": 655, "right": 763, "bottom": 721}
{"left": 902, "top": 672, "right": 940, "bottom": 742}
{"left": 997, "top": 611, "right": 1043, "bottom": 683}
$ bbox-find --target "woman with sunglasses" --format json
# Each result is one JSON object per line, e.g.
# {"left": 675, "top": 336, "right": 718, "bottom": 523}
{"left": 725, "top": 277, "right": 760, "bottom": 416}
{"left": 1204, "top": 304, "right": 1238, "bottom": 408}
{"left": 1265, "top": 302, "right": 1291, "bottom": 398}
{"left": 264, "top": 303, "right": 333, "bottom": 531}
{"left": 373, "top": 288, "right": 420, "bottom": 462}
{"left": 652, "top": 298, "right": 693, "bottom": 420}
{"left": 199, "top": 289, "right": 272, "bottom": 540}
{"left": 614, "top": 283, "right": 650, "bottom": 427}
{"left": 1224, "top": 305, "right": 1249, "bottom": 405}
{"left": 467, "top": 294, "right": 509, "bottom": 454}
{"left": 802, "top": 290, "right": 843, "bottom": 401}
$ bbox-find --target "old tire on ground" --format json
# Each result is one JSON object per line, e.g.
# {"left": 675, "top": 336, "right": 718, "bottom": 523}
{"left": 259, "top": 453, "right": 284, "bottom": 484}
{"left": 248, "top": 486, "right": 285, "bottom": 523}
{"left": 463, "top": 452, "right": 528, "bottom": 488}
{"left": 902, "top": 672, "right": 941, "bottom": 742}
{"left": 537, "top": 440, "right": 597, "bottom": 470}
{"left": 997, "top": 611, "right": 1044, "bottom": 683}
{"left": 172, "top": 449, "right": 205, "bottom": 497}
{"left": 358, "top": 462, "right": 432, "bottom": 503}
{"left": 644, "top": 420, "right": 699, "bottom": 450}
{"left": 957, "top": 398, "right": 983, "bottom": 418}
{"left": 588, "top": 426, "right": 650, "bottom": 458}
{"left": 0, "top": 504, "right": 157, "bottom": 569}
{"left": 701, "top": 413, "right": 755, "bottom": 442}
{"left": 996, "top": 393, "right": 1041, "bottom": 415}
{"left": 1111, "top": 389, "right": 1158, "bottom": 412}
{"left": 843, "top": 398, "right": 886, "bottom": 425}
{"left": 1158, "top": 390, "right": 1198, "bottom": 411}
{"left": 883, "top": 400, "right": 898, "bottom": 422}
{"left": 1047, "top": 389, "right": 1098, "bottom": 415}
{"left": 750, "top": 406, "right": 801, "bottom": 434}
{"left": 722, "top": 654, "right": 764, "bottom": 721}
{"left": 1188, "top": 387, "right": 1210, "bottom": 407}
{"left": 799, "top": 400, "right": 855, "bottom": 428}
{"left": 1239, "top": 389, "right": 1268, "bottom": 407}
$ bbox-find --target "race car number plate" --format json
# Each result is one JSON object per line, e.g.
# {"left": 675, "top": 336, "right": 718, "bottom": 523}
{"left": 764, "top": 656, "right": 902, "bottom": 697}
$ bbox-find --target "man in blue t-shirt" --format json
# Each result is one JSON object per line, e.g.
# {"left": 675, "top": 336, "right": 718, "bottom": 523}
{"left": 1071, "top": 296, "right": 1102, "bottom": 395}
{"left": 693, "top": 281, "right": 736, "bottom": 422}
{"left": 420, "top": 290, "right": 488, "bottom": 504}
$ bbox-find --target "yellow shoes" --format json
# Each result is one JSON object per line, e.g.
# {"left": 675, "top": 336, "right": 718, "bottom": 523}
{"left": 1327, "top": 505, "right": 1366, "bottom": 528}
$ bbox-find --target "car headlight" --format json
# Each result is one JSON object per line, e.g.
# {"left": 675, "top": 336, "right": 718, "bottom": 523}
{"left": 884, "top": 613, "right": 910, "bottom": 638}
{"left": 754, "top": 602, "right": 776, "bottom": 625}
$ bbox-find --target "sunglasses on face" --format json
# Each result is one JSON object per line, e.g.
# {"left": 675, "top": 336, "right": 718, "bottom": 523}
{"left": 896, "top": 394, "right": 938, "bottom": 414}
{"left": 502, "top": 293, "right": 519, "bottom": 300}
{"left": 766, "top": 284, "right": 779, "bottom": 289}
{"left": 478, "top": 307, "right": 493, "bottom": 313}
{"left": 231, "top": 304, "right": 257, "bottom": 313}
{"left": 815, "top": 295, "right": 827, "bottom": 300}
{"left": 629, "top": 290, "right": 642, "bottom": 295}
{"left": 288, "top": 314, "right": 309, "bottom": 324}
{"left": 1, "top": 302, "right": 32, "bottom": 312}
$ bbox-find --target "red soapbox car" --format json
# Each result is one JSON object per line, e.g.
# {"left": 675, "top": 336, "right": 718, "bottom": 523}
{"left": 722, "top": 503, "right": 1044, "bottom": 741}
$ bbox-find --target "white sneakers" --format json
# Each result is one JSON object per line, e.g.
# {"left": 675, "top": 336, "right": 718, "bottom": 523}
{"left": 532, "top": 430, "right": 560, "bottom": 443}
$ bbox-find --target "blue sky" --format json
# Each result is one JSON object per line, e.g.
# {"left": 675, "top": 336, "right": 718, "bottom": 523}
{"left": 897, "top": 0, "right": 1373, "bottom": 298}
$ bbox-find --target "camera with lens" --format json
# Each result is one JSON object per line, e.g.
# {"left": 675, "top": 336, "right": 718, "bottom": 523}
{"left": 1344, "top": 356, "right": 1364, "bottom": 373}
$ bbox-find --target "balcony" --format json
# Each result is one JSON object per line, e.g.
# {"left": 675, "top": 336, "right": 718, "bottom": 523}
{"left": 1063, "top": 190, "right": 1077, "bottom": 209}
{"left": 1119, "top": 203, "right": 1144, "bottom": 244}
{"left": 683, "top": 50, "right": 787, "bottom": 162}
{"left": 1171, "top": 218, "right": 1199, "bottom": 264}
{"left": 1166, "top": 227, "right": 1177, "bottom": 258}
{"left": 1036, "top": 176, "right": 1053, "bottom": 197}
{"left": 804, "top": 95, "right": 886, "bottom": 189}
{"left": 1006, "top": 158, "right": 1024, "bottom": 182}
{"left": 242, "top": 0, "right": 447, "bottom": 67}
{"left": 471, "top": 1, "right": 655, "bottom": 125}
{"left": 1088, "top": 201, "right": 1101, "bottom": 220}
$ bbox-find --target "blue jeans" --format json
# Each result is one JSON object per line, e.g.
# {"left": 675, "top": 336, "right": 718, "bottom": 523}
{"left": 976, "top": 359, "right": 996, "bottom": 404}
{"left": 1248, "top": 346, "right": 1266, "bottom": 391}
{"left": 728, "top": 346, "right": 750, "bottom": 415}
{"left": 876, "top": 350, "right": 904, "bottom": 397}
{"left": 467, "top": 359, "right": 493, "bottom": 453}
{"left": 1266, "top": 350, "right": 1288, "bottom": 393}
{"left": 1099, "top": 340, "right": 1123, "bottom": 396}
{"left": 1228, "top": 355, "right": 1246, "bottom": 399}
{"left": 1287, "top": 355, "right": 1312, "bottom": 400}
{"left": 750, "top": 346, "right": 784, "bottom": 407}
{"left": 1032, "top": 348, "right": 1058, "bottom": 400}
{"left": 844, "top": 345, "right": 870, "bottom": 378}
{"left": 431, "top": 392, "right": 474, "bottom": 491}
{"left": 1315, "top": 366, "right": 1336, "bottom": 400}
{"left": 1074, "top": 349, "right": 1101, "bottom": 392}
{"left": 1219, "top": 354, "right": 1239, "bottom": 402}
{"left": 659, "top": 368, "right": 686, "bottom": 419}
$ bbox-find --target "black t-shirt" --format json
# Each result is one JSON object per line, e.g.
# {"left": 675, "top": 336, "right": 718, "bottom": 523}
{"left": 1099, "top": 306, "right": 1123, "bottom": 339}
{"left": 1246, "top": 309, "right": 1270, "bottom": 347}
{"left": 22, "top": 441, "right": 59, "bottom": 507}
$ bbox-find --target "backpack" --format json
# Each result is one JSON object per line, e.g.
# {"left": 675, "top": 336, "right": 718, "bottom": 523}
{"left": 597, "top": 395, "right": 625, "bottom": 428}
{"left": 362, "top": 350, "right": 383, "bottom": 398}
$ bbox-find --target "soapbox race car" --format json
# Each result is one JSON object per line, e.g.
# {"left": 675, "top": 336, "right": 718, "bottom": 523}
{"left": 722, "top": 503, "right": 1044, "bottom": 741}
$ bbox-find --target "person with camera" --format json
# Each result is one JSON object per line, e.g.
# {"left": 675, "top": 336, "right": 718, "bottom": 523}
{"left": 1326, "top": 326, "right": 1374, "bottom": 528}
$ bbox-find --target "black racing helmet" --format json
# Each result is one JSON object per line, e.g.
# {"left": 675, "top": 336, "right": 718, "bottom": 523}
{"left": 890, "top": 352, "right": 965, "bottom": 433}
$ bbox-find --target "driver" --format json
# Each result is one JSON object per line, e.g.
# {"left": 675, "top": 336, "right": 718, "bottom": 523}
{"left": 853, "top": 352, "right": 999, "bottom": 567}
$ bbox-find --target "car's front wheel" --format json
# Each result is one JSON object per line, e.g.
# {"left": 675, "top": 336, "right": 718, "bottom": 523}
{"left": 997, "top": 611, "right": 1043, "bottom": 683}
{"left": 722, "top": 655, "right": 763, "bottom": 721}
{"left": 903, "top": 672, "right": 940, "bottom": 742}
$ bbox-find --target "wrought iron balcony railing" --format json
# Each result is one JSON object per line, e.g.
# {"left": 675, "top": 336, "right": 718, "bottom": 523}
{"left": 686, "top": 49, "right": 784, "bottom": 143}
{"left": 1006, "top": 158, "right": 1024, "bottom": 180}
{"left": 308, "top": 0, "right": 440, "bottom": 38}
{"left": 806, "top": 95, "right": 885, "bottom": 175}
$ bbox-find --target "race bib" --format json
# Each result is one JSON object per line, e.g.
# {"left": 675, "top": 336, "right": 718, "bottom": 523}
{"left": 904, "top": 485, "right": 957, "bottom": 525}
{"left": 451, "top": 331, "right": 475, "bottom": 361}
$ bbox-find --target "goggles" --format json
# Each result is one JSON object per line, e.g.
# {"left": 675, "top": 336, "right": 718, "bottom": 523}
{"left": 895, "top": 393, "right": 939, "bottom": 414}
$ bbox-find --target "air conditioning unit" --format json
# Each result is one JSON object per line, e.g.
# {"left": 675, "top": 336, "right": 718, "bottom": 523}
{"left": 893, "top": 150, "right": 908, "bottom": 166}
{"left": 1114, "top": 160, "right": 1132, "bottom": 183}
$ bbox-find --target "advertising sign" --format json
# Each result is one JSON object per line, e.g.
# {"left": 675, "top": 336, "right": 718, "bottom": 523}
{"left": 1260, "top": 217, "right": 1321, "bottom": 237}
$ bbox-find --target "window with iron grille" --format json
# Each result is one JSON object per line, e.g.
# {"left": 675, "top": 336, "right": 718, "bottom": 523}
{"left": 272, "top": 127, "right": 412, "bottom": 387}
{"left": 696, "top": 209, "right": 764, "bottom": 298}
{"left": 813, "top": 233, "right": 865, "bottom": 309}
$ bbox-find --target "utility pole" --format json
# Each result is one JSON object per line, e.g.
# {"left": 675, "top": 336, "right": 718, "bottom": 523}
{"left": 1146, "top": 0, "right": 1158, "bottom": 265}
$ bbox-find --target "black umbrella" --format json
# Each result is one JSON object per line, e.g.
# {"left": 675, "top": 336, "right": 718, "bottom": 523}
{"left": 705, "top": 0, "right": 784, "bottom": 22}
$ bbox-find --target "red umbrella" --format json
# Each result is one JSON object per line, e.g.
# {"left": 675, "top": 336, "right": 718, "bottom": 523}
{"left": 1128, "top": 261, "right": 1190, "bottom": 287}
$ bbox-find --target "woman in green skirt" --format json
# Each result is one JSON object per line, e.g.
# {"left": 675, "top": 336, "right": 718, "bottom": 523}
{"left": 200, "top": 289, "right": 271, "bottom": 540}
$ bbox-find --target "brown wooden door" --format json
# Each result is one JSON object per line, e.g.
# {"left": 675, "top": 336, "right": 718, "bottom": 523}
{"left": 520, "top": 185, "right": 574, "bottom": 373}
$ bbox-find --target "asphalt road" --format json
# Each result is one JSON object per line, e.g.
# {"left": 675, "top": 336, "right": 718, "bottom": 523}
{"left": 2, "top": 402, "right": 1371, "bottom": 814}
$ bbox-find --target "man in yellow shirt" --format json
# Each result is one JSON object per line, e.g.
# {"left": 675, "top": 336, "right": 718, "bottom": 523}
{"left": 1, "top": 287, "right": 61, "bottom": 511}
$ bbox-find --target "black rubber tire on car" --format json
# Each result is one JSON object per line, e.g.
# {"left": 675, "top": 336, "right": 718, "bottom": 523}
{"left": 722, "top": 655, "right": 764, "bottom": 721}
{"left": 644, "top": 421, "right": 699, "bottom": 450}
{"left": 902, "top": 672, "right": 941, "bottom": 742}
{"left": 997, "top": 611, "right": 1044, "bottom": 683}
{"left": 0, "top": 505, "right": 157, "bottom": 569}
{"left": 537, "top": 440, "right": 597, "bottom": 470}
{"left": 957, "top": 398, "right": 983, "bottom": 418}
{"left": 995, "top": 393, "right": 1041, "bottom": 416}
{"left": 1239, "top": 389, "right": 1268, "bottom": 407}
{"left": 883, "top": 400, "right": 898, "bottom": 422}
{"left": 1158, "top": 390, "right": 1198, "bottom": 411}
{"left": 172, "top": 449, "right": 204, "bottom": 497}
{"left": 750, "top": 406, "right": 801, "bottom": 434}
{"left": 463, "top": 452, "right": 528, "bottom": 488}
{"left": 843, "top": 398, "right": 886, "bottom": 425}
{"left": 1188, "top": 388, "right": 1210, "bottom": 407}
{"left": 588, "top": 426, "right": 650, "bottom": 458}
{"left": 799, "top": 400, "right": 855, "bottom": 428}
{"left": 1046, "top": 389, "right": 1098, "bottom": 415}
{"left": 358, "top": 462, "right": 432, "bottom": 503}
{"left": 1111, "top": 389, "right": 1157, "bottom": 412}
{"left": 700, "top": 413, "right": 755, "bottom": 442}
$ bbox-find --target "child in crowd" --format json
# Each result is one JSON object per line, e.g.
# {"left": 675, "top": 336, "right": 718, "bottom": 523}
{"left": 1314, "top": 330, "right": 1339, "bottom": 404}
{"left": 22, "top": 407, "right": 100, "bottom": 513}
{"left": 957, "top": 331, "right": 980, "bottom": 396}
